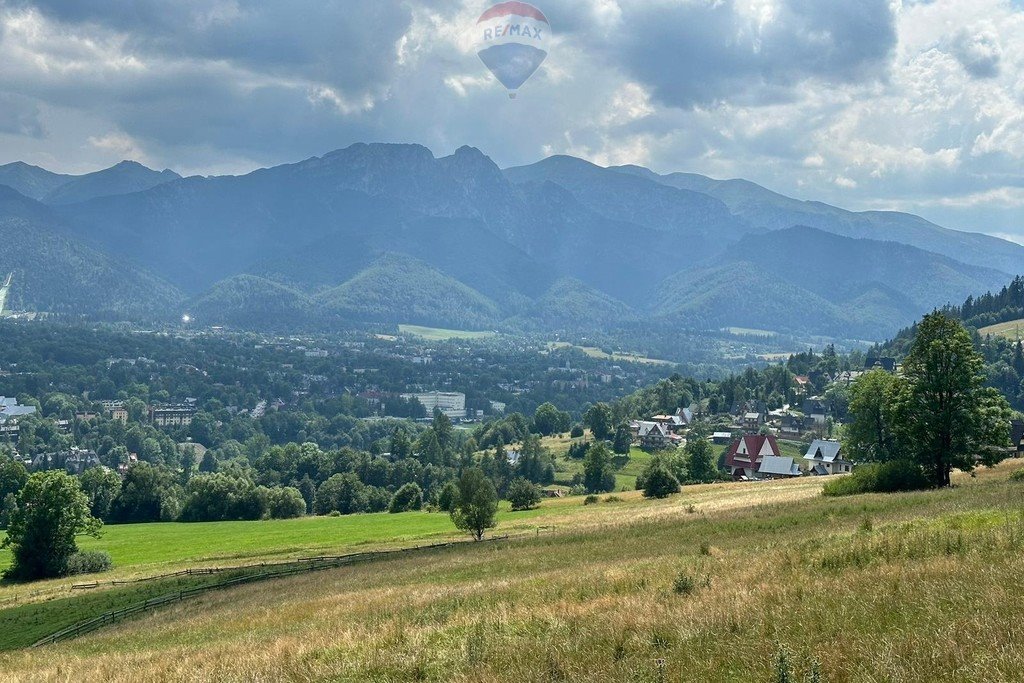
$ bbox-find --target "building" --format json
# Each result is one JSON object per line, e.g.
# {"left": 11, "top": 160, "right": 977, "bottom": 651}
{"left": 711, "top": 431, "right": 734, "bottom": 446}
{"left": 803, "top": 440, "right": 854, "bottom": 475}
{"left": 638, "top": 421, "right": 681, "bottom": 451}
{"left": 864, "top": 357, "right": 898, "bottom": 373}
{"left": 149, "top": 405, "right": 196, "bottom": 428}
{"left": 401, "top": 391, "right": 467, "bottom": 420}
{"left": 743, "top": 412, "right": 764, "bottom": 431}
{"left": 0, "top": 397, "right": 37, "bottom": 421}
{"left": 779, "top": 414, "right": 814, "bottom": 438}
{"left": 1013, "top": 420, "right": 1024, "bottom": 456}
{"left": 802, "top": 398, "right": 829, "bottom": 425}
{"left": 650, "top": 410, "right": 692, "bottom": 434}
{"left": 724, "top": 435, "right": 800, "bottom": 480}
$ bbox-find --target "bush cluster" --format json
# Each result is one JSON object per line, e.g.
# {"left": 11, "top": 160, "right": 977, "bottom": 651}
{"left": 65, "top": 550, "right": 113, "bottom": 576}
{"left": 823, "top": 461, "right": 930, "bottom": 497}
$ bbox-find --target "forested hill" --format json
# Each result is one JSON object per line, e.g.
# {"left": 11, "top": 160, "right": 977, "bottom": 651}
{"left": 878, "top": 276, "right": 1024, "bottom": 411}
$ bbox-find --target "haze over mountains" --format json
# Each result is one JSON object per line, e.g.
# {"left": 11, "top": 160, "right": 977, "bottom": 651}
{"left": 0, "top": 144, "right": 1018, "bottom": 339}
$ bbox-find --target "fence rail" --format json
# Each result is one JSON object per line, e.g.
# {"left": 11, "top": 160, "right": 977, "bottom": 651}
{"left": 33, "top": 533, "right": 524, "bottom": 648}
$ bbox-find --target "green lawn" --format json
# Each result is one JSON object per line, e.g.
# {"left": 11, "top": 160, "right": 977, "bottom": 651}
{"left": 554, "top": 446, "right": 653, "bottom": 491}
{"left": 0, "top": 504, "right": 566, "bottom": 577}
{"left": 398, "top": 325, "right": 496, "bottom": 341}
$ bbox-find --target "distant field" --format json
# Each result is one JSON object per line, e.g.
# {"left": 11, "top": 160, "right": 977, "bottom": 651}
{"left": 553, "top": 444, "right": 653, "bottom": 491}
{"left": 5, "top": 464, "right": 1023, "bottom": 682}
{"left": 722, "top": 326, "right": 778, "bottom": 337}
{"left": 547, "top": 342, "right": 675, "bottom": 366}
{"left": 979, "top": 318, "right": 1024, "bottom": 340}
{"left": 398, "top": 324, "right": 497, "bottom": 341}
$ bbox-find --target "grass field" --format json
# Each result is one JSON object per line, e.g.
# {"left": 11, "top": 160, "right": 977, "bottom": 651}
{"left": 5, "top": 463, "right": 1024, "bottom": 681}
{"left": 979, "top": 318, "right": 1024, "bottom": 341}
{"left": 551, "top": 443, "right": 653, "bottom": 491}
{"left": 398, "top": 325, "right": 497, "bottom": 341}
{"left": 546, "top": 342, "right": 675, "bottom": 366}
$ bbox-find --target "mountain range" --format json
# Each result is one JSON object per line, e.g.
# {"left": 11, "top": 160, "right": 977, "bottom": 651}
{"left": 0, "top": 144, "right": 1018, "bottom": 339}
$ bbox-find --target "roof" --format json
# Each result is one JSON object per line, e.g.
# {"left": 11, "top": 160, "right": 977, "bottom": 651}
{"left": 744, "top": 412, "right": 762, "bottom": 420}
{"left": 638, "top": 421, "right": 668, "bottom": 438}
{"left": 1012, "top": 420, "right": 1024, "bottom": 448}
{"left": 758, "top": 456, "right": 801, "bottom": 477}
{"left": 804, "top": 439, "right": 844, "bottom": 463}
{"left": 725, "top": 435, "right": 781, "bottom": 469}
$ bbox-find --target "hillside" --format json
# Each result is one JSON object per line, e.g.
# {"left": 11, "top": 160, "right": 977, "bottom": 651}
{"left": 615, "top": 165, "right": 1024, "bottom": 276}
{"left": 317, "top": 254, "right": 501, "bottom": 329}
{"left": 41, "top": 161, "right": 180, "bottom": 205}
{"left": 0, "top": 187, "right": 183, "bottom": 318}
{"left": 0, "top": 143, "right": 1018, "bottom": 337}
{"left": 187, "top": 275, "right": 319, "bottom": 329}
{"left": 0, "top": 162, "right": 72, "bottom": 200}
{"left": 653, "top": 227, "right": 1009, "bottom": 338}
{"left": 3, "top": 465, "right": 1021, "bottom": 681}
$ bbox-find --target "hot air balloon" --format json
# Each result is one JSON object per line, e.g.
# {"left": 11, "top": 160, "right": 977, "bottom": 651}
{"left": 476, "top": 2, "right": 550, "bottom": 99}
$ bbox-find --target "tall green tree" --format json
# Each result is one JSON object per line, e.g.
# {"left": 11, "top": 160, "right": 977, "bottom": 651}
{"left": 612, "top": 424, "right": 633, "bottom": 455}
{"left": 533, "top": 402, "right": 570, "bottom": 436}
{"left": 846, "top": 369, "right": 901, "bottom": 463}
{"left": 584, "top": 403, "right": 614, "bottom": 441}
{"left": 684, "top": 432, "right": 719, "bottom": 484}
{"left": 893, "top": 313, "right": 1013, "bottom": 487}
{"left": 583, "top": 441, "right": 616, "bottom": 493}
{"left": 78, "top": 467, "right": 122, "bottom": 520}
{"left": 3, "top": 471, "right": 102, "bottom": 580}
{"left": 450, "top": 468, "right": 498, "bottom": 541}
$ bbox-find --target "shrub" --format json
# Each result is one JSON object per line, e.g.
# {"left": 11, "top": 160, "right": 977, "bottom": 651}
{"left": 583, "top": 495, "right": 600, "bottom": 505}
{"left": 507, "top": 477, "right": 541, "bottom": 511}
{"left": 643, "top": 464, "right": 680, "bottom": 499}
{"left": 65, "top": 550, "right": 112, "bottom": 576}
{"left": 570, "top": 425, "right": 584, "bottom": 439}
{"left": 604, "top": 495, "right": 622, "bottom": 503}
{"left": 1010, "top": 468, "right": 1024, "bottom": 482}
{"left": 823, "top": 461, "right": 930, "bottom": 497}
{"left": 388, "top": 483, "right": 423, "bottom": 513}
{"left": 672, "top": 572, "right": 696, "bottom": 595}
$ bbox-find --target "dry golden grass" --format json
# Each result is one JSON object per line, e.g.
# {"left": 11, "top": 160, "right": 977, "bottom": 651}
{"left": 4, "top": 463, "right": 1024, "bottom": 682}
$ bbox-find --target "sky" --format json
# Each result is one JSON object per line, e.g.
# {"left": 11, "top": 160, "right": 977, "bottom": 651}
{"left": 0, "top": 0, "right": 1021, "bottom": 241}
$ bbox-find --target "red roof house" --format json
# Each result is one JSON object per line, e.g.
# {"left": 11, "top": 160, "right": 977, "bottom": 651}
{"left": 725, "top": 434, "right": 799, "bottom": 480}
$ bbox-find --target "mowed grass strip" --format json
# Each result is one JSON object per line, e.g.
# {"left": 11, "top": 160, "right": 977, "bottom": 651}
{"left": 1, "top": 464, "right": 1021, "bottom": 681}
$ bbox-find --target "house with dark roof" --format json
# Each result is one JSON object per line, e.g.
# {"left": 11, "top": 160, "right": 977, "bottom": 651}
{"left": 864, "top": 357, "right": 898, "bottom": 373}
{"left": 1012, "top": 420, "right": 1024, "bottom": 456}
{"left": 779, "top": 414, "right": 815, "bottom": 438}
{"left": 803, "top": 440, "right": 854, "bottom": 475}
{"left": 802, "top": 398, "right": 829, "bottom": 425}
{"left": 638, "top": 421, "right": 681, "bottom": 451}
{"left": 725, "top": 435, "right": 800, "bottom": 480}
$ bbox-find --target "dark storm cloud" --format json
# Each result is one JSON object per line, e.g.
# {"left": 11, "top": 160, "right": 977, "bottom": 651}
{"left": 603, "top": 0, "right": 897, "bottom": 108}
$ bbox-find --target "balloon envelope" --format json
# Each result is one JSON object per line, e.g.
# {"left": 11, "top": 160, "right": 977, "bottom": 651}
{"left": 476, "top": 2, "right": 549, "bottom": 96}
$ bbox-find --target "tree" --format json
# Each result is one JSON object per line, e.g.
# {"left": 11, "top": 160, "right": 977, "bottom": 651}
{"left": 507, "top": 477, "right": 541, "bottom": 511}
{"left": 313, "top": 473, "right": 367, "bottom": 515}
{"left": 584, "top": 403, "right": 614, "bottom": 441}
{"left": 642, "top": 462, "right": 680, "bottom": 499}
{"left": 893, "top": 313, "right": 1013, "bottom": 487}
{"left": 450, "top": 468, "right": 498, "bottom": 541}
{"left": 3, "top": 471, "right": 102, "bottom": 580}
{"left": 582, "top": 441, "right": 616, "bottom": 493}
{"left": 388, "top": 482, "right": 424, "bottom": 513}
{"left": 0, "top": 455, "right": 28, "bottom": 503}
{"left": 179, "top": 474, "right": 268, "bottom": 522}
{"left": 267, "top": 487, "right": 307, "bottom": 519}
{"left": 846, "top": 369, "right": 901, "bottom": 463}
{"left": 685, "top": 433, "right": 719, "bottom": 484}
{"left": 390, "top": 428, "right": 413, "bottom": 460}
{"left": 437, "top": 481, "right": 460, "bottom": 512}
{"left": 198, "top": 450, "right": 219, "bottom": 473}
{"left": 533, "top": 403, "right": 570, "bottom": 436}
{"left": 612, "top": 423, "right": 632, "bottom": 455}
{"left": 78, "top": 467, "right": 122, "bottom": 520}
{"left": 110, "top": 463, "right": 182, "bottom": 523}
